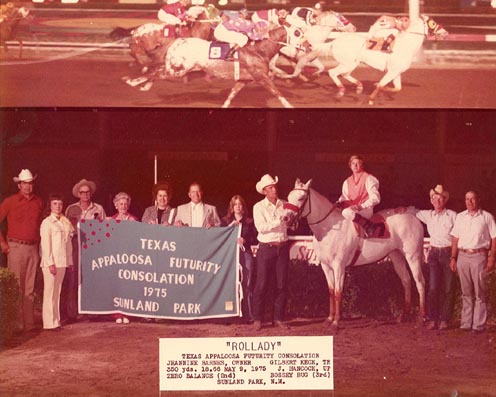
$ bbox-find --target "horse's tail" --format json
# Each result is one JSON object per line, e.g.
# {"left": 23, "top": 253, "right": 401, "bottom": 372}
{"left": 109, "top": 26, "right": 135, "bottom": 40}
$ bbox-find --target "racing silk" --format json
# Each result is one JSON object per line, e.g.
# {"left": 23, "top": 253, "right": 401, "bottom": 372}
{"left": 158, "top": 3, "right": 187, "bottom": 25}
{"left": 368, "top": 15, "right": 401, "bottom": 39}
{"left": 288, "top": 7, "right": 315, "bottom": 28}
{"left": 339, "top": 171, "right": 381, "bottom": 209}
{"left": 252, "top": 9, "right": 281, "bottom": 27}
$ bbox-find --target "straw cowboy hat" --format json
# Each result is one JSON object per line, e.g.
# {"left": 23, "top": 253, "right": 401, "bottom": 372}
{"left": 72, "top": 179, "right": 97, "bottom": 198}
{"left": 429, "top": 184, "right": 449, "bottom": 200}
{"left": 256, "top": 174, "right": 278, "bottom": 194}
{"left": 13, "top": 169, "right": 37, "bottom": 183}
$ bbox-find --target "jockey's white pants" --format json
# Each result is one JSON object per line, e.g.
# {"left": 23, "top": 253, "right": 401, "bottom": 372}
{"left": 342, "top": 207, "right": 373, "bottom": 220}
{"left": 157, "top": 9, "right": 182, "bottom": 25}
{"left": 214, "top": 24, "right": 248, "bottom": 47}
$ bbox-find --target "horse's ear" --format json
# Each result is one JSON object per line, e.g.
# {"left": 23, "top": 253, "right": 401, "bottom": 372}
{"left": 304, "top": 179, "right": 313, "bottom": 189}
{"left": 295, "top": 178, "right": 301, "bottom": 186}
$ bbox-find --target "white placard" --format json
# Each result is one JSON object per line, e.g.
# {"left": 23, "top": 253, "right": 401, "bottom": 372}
{"left": 159, "top": 336, "right": 333, "bottom": 391}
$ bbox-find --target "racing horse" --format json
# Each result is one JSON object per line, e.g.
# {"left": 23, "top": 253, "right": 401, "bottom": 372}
{"left": 163, "top": 26, "right": 294, "bottom": 108}
{"left": 283, "top": 179, "right": 426, "bottom": 332}
{"left": 271, "top": 10, "right": 356, "bottom": 78}
{"left": 286, "top": 14, "right": 448, "bottom": 104}
{"left": 0, "top": 6, "right": 30, "bottom": 58}
{"left": 110, "top": 5, "right": 219, "bottom": 73}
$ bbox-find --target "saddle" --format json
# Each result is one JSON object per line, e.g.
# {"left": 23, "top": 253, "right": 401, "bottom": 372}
{"left": 208, "top": 41, "right": 233, "bottom": 60}
{"left": 354, "top": 214, "right": 390, "bottom": 239}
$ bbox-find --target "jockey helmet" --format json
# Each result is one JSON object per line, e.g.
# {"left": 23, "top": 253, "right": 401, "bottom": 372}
{"left": 218, "top": 0, "right": 228, "bottom": 5}
{"left": 166, "top": 0, "right": 180, "bottom": 4}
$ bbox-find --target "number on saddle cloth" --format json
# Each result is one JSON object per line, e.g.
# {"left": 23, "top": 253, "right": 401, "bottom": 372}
{"left": 208, "top": 41, "right": 232, "bottom": 60}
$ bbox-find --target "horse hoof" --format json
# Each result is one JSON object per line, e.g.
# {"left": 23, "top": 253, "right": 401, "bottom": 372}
{"left": 335, "top": 89, "right": 345, "bottom": 98}
{"left": 139, "top": 82, "right": 153, "bottom": 91}
{"left": 368, "top": 99, "right": 374, "bottom": 106}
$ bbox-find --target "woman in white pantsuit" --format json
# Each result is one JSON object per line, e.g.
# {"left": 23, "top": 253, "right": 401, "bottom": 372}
{"left": 40, "top": 194, "right": 75, "bottom": 331}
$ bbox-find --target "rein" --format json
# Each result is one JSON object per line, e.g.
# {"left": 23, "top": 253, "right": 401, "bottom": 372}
{"left": 288, "top": 188, "right": 337, "bottom": 226}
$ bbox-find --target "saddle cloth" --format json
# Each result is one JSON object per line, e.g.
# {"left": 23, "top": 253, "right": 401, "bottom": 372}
{"left": 161, "top": 25, "right": 188, "bottom": 38}
{"left": 208, "top": 41, "right": 233, "bottom": 60}
{"left": 354, "top": 213, "right": 391, "bottom": 239}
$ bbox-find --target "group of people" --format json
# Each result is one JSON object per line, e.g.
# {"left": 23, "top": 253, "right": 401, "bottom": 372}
{"left": 1, "top": 158, "right": 495, "bottom": 335}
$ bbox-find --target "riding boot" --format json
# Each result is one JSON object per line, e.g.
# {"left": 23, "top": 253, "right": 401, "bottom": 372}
{"left": 225, "top": 44, "right": 239, "bottom": 61}
{"left": 381, "top": 34, "right": 394, "bottom": 53}
{"left": 352, "top": 213, "right": 385, "bottom": 238}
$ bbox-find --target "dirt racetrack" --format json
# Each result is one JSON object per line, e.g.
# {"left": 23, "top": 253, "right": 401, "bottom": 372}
{"left": 1, "top": 313, "right": 495, "bottom": 397}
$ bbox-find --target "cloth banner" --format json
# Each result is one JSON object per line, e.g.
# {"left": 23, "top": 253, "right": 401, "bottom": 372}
{"left": 78, "top": 219, "right": 240, "bottom": 319}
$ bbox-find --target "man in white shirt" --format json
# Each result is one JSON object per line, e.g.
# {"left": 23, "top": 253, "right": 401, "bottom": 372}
{"left": 252, "top": 174, "right": 291, "bottom": 331}
{"left": 450, "top": 190, "right": 496, "bottom": 333}
{"left": 174, "top": 182, "right": 220, "bottom": 228}
{"left": 415, "top": 185, "right": 457, "bottom": 330}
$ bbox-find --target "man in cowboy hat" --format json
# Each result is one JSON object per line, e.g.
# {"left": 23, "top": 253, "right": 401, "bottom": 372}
{"left": 414, "top": 185, "right": 457, "bottom": 331}
{"left": 450, "top": 190, "right": 496, "bottom": 334}
{"left": 0, "top": 169, "right": 43, "bottom": 333}
{"left": 62, "top": 179, "right": 106, "bottom": 323}
{"left": 252, "top": 174, "right": 291, "bottom": 331}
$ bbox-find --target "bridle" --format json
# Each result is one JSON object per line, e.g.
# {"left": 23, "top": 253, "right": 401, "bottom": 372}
{"left": 284, "top": 188, "right": 337, "bottom": 226}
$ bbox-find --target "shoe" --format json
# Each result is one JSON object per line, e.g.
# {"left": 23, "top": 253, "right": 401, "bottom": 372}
{"left": 253, "top": 320, "right": 262, "bottom": 331}
{"left": 122, "top": 317, "right": 130, "bottom": 324}
{"left": 438, "top": 321, "right": 449, "bottom": 331}
{"left": 472, "top": 328, "right": 485, "bottom": 335}
{"left": 426, "top": 321, "right": 437, "bottom": 330}
{"left": 274, "top": 320, "right": 290, "bottom": 330}
{"left": 115, "top": 318, "right": 123, "bottom": 324}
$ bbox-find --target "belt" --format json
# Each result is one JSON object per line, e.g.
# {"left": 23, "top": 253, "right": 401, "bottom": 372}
{"left": 430, "top": 246, "right": 451, "bottom": 250}
{"left": 7, "top": 238, "right": 38, "bottom": 246}
{"left": 459, "top": 248, "right": 488, "bottom": 254}
{"left": 260, "top": 241, "right": 288, "bottom": 248}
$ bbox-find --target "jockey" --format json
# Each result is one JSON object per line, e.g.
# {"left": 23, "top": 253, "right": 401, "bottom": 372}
{"left": 0, "top": 2, "right": 16, "bottom": 23}
{"left": 214, "top": 9, "right": 267, "bottom": 61}
{"left": 367, "top": 15, "right": 407, "bottom": 53}
{"left": 337, "top": 155, "right": 384, "bottom": 239}
{"left": 157, "top": 0, "right": 190, "bottom": 26}
{"left": 286, "top": 2, "right": 324, "bottom": 30}
{"left": 251, "top": 8, "right": 288, "bottom": 28}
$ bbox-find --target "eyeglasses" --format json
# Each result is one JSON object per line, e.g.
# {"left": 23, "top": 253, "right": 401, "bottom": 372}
{"left": 79, "top": 190, "right": 91, "bottom": 194}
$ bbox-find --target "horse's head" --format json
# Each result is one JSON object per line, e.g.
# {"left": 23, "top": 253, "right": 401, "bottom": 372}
{"left": 421, "top": 15, "right": 448, "bottom": 39}
{"left": 283, "top": 178, "right": 312, "bottom": 227}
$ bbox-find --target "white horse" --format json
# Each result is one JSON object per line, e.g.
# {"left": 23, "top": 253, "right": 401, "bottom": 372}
{"left": 287, "top": 14, "right": 448, "bottom": 103}
{"left": 271, "top": 11, "right": 356, "bottom": 78}
{"left": 164, "top": 26, "right": 294, "bottom": 108}
{"left": 284, "top": 179, "right": 426, "bottom": 331}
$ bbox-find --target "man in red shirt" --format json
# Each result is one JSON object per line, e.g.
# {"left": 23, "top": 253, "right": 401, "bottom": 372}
{"left": 0, "top": 169, "right": 43, "bottom": 333}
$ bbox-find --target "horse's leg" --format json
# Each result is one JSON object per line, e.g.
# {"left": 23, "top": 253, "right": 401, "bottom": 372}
{"left": 404, "top": 251, "right": 426, "bottom": 326}
{"left": 341, "top": 72, "right": 363, "bottom": 95}
{"left": 368, "top": 69, "right": 401, "bottom": 105}
{"left": 309, "top": 58, "right": 325, "bottom": 75}
{"left": 327, "top": 63, "right": 355, "bottom": 97}
{"left": 258, "top": 76, "right": 293, "bottom": 108}
{"left": 286, "top": 50, "right": 319, "bottom": 79}
{"left": 388, "top": 249, "right": 413, "bottom": 321}
{"left": 380, "top": 75, "right": 402, "bottom": 93}
{"left": 222, "top": 81, "right": 246, "bottom": 108}
{"left": 320, "top": 264, "right": 335, "bottom": 324}
{"left": 331, "top": 260, "right": 346, "bottom": 331}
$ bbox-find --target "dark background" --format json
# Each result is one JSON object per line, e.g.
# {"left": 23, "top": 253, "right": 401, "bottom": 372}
{"left": 1, "top": 108, "right": 495, "bottom": 221}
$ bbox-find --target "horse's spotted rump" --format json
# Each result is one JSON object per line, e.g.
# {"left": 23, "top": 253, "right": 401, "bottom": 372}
{"left": 133, "top": 23, "right": 166, "bottom": 37}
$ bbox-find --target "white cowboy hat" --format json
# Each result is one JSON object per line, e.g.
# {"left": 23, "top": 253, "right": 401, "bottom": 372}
{"left": 429, "top": 184, "right": 449, "bottom": 200}
{"left": 256, "top": 174, "right": 278, "bottom": 194}
{"left": 72, "top": 179, "right": 97, "bottom": 198}
{"left": 13, "top": 169, "right": 37, "bottom": 183}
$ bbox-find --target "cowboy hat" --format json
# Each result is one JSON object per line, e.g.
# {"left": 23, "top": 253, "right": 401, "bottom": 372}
{"left": 429, "top": 184, "right": 449, "bottom": 200}
{"left": 13, "top": 169, "right": 37, "bottom": 183}
{"left": 256, "top": 174, "right": 278, "bottom": 194}
{"left": 72, "top": 179, "right": 97, "bottom": 198}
